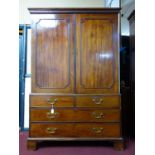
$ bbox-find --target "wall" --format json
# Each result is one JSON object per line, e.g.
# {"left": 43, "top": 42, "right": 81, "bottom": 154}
{"left": 121, "top": 17, "right": 130, "bottom": 36}
{"left": 106, "top": 0, "right": 120, "bottom": 7}
{"left": 121, "top": 0, "right": 135, "bottom": 36}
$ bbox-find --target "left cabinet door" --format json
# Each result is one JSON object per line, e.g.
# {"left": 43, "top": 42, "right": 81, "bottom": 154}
{"left": 31, "top": 14, "right": 75, "bottom": 93}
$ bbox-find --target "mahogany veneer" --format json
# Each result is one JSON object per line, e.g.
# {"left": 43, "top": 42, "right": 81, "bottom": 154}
{"left": 30, "top": 108, "right": 120, "bottom": 122}
{"left": 27, "top": 8, "right": 124, "bottom": 151}
{"left": 30, "top": 123, "right": 121, "bottom": 138}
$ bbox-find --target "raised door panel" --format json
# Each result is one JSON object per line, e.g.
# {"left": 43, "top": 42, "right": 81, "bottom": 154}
{"left": 76, "top": 14, "right": 119, "bottom": 94}
{"left": 32, "top": 14, "right": 74, "bottom": 93}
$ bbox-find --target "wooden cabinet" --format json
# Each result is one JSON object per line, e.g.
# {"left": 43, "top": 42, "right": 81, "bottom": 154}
{"left": 27, "top": 8, "right": 124, "bottom": 151}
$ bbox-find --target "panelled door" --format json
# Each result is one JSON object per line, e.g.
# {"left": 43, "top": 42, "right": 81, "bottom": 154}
{"left": 32, "top": 14, "right": 74, "bottom": 93}
{"left": 76, "top": 14, "right": 119, "bottom": 94}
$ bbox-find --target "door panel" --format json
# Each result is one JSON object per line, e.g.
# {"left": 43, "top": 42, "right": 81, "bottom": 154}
{"left": 32, "top": 14, "right": 74, "bottom": 93}
{"left": 76, "top": 14, "right": 119, "bottom": 94}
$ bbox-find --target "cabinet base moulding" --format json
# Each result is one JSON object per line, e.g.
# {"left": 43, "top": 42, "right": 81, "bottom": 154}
{"left": 27, "top": 138, "right": 124, "bottom": 151}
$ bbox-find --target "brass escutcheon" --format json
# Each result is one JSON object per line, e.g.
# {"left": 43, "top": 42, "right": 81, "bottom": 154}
{"left": 47, "top": 98, "right": 58, "bottom": 105}
{"left": 46, "top": 111, "right": 60, "bottom": 119}
{"left": 92, "top": 98, "right": 103, "bottom": 105}
{"left": 92, "top": 111, "right": 104, "bottom": 119}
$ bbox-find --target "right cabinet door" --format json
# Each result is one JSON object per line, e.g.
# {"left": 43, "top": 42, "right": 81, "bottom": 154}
{"left": 76, "top": 14, "right": 119, "bottom": 94}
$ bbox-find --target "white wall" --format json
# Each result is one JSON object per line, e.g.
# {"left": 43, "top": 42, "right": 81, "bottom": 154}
{"left": 104, "top": 0, "right": 120, "bottom": 7}
{"left": 121, "top": 0, "right": 135, "bottom": 36}
{"left": 121, "top": 17, "right": 129, "bottom": 36}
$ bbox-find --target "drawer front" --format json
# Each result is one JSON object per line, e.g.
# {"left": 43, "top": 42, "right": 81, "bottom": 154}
{"left": 30, "top": 95, "right": 74, "bottom": 107}
{"left": 76, "top": 96, "right": 120, "bottom": 108}
{"left": 30, "top": 108, "right": 120, "bottom": 122}
{"left": 30, "top": 123, "right": 121, "bottom": 138}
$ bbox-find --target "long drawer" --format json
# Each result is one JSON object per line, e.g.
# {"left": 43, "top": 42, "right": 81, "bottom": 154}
{"left": 30, "top": 95, "right": 74, "bottom": 107}
{"left": 30, "top": 108, "right": 120, "bottom": 122}
{"left": 75, "top": 96, "right": 120, "bottom": 108}
{"left": 30, "top": 123, "right": 121, "bottom": 138}
{"left": 30, "top": 95, "right": 120, "bottom": 108}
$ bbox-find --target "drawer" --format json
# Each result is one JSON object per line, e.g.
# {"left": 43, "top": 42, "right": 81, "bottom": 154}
{"left": 30, "top": 108, "right": 120, "bottom": 122}
{"left": 30, "top": 123, "right": 121, "bottom": 138}
{"left": 30, "top": 95, "right": 74, "bottom": 107}
{"left": 76, "top": 96, "right": 120, "bottom": 108}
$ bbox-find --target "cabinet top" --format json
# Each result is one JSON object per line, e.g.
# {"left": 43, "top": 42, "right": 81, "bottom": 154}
{"left": 28, "top": 8, "right": 121, "bottom": 14}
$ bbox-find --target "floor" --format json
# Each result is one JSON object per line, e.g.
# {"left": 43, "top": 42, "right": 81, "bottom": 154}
{"left": 19, "top": 132, "right": 135, "bottom": 155}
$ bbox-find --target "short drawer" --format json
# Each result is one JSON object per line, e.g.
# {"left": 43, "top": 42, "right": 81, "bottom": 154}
{"left": 76, "top": 96, "right": 120, "bottom": 108}
{"left": 30, "top": 123, "right": 121, "bottom": 138}
{"left": 30, "top": 95, "right": 74, "bottom": 107}
{"left": 30, "top": 108, "right": 120, "bottom": 122}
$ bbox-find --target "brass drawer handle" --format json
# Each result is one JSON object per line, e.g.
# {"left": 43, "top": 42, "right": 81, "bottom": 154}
{"left": 92, "top": 127, "right": 104, "bottom": 134}
{"left": 92, "top": 98, "right": 103, "bottom": 105}
{"left": 46, "top": 112, "right": 60, "bottom": 119}
{"left": 46, "top": 127, "right": 57, "bottom": 134}
{"left": 92, "top": 111, "right": 104, "bottom": 119}
{"left": 47, "top": 98, "right": 58, "bottom": 105}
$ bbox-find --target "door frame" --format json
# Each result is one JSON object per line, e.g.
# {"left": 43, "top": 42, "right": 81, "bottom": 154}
{"left": 19, "top": 24, "right": 31, "bottom": 131}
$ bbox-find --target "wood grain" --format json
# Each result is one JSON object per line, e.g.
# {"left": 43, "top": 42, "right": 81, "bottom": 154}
{"left": 30, "top": 95, "right": 74, "bottom": 107}
{"left": 114, "top": 140, "right": 125, "bottom": 151}
{"left": 76, "top": 14, "right": 119, "bottom": 94}
{"left": 30, "top": 123, "right": 121, "bottom": 138}
{"left": 32, "top": 14, "right": 74, "bottom": 93}
{"left": 30, "top": 108, "right": 120, "bottom": 122}
{"left": 27, "top": 140, "right": 38, "bottom": 150}
{"left": 76, "top": 95, "right": 120, "bottom": 108}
